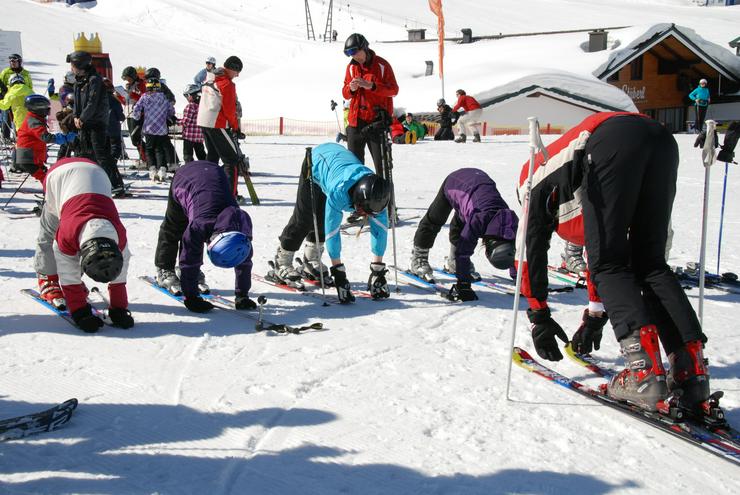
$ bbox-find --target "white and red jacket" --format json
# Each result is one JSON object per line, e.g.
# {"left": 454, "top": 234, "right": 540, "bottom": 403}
{"left": 44, "top": 158, "right": 130, "bottom": 313}
{"left": 516, "top": 111, "right": 639, "bottom": 310}
{"left": 342, "top": 50, "right": 398, "bottom": 127}
{"left": 197, "top": 70, "right": 238, "bottom": 130}
{"left": 451, "top": 94, "right": 481, "bottom": 113}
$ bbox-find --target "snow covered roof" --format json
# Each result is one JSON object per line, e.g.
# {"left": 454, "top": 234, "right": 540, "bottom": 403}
{"left": 594, "top": 23, "right": 740, "bottom": 81}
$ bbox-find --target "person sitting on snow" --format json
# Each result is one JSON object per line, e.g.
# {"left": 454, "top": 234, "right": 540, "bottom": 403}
{"left": 34, "top": 157, "right": 134, "bottom": 333}
{"left": 154, "top": 160, "right": 254, "bottom": 314}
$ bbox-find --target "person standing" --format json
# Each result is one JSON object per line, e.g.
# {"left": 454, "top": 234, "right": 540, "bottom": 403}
{"left": 197, "top": 56, "right": 243, "bottom": 198}
{"left": 194, "top": 56, "right": 216, "bottom": 86}
{"left": 132, "top": 78, "right": 175, "bottom": 182}
{"left": 180, "top": 84, "right": 206, "bottom": 162}
{"left": 103, "top": 78, "right": 125, "bottom": 163}
{"left": 452, "top": 89, "right": 482, "bottom": 143}
{"left": 341, "top": 33, "right": 398, "bottom": 174}
{"left": 0, "top": 54, "right": 33, "bottom": 139}
{"left": 0, "top": 74, "right": 33, "bottom": 132}
{"left": 154, "top": 160, "right": 254, "bottom": 313}
{"left": 271, "top": 143, "right": 391, "bottom": 303}
{"left": 68, "top": 51, "right": 126, "bottom": 196}
{"left": 688, "top": 78, "right": 711, "bottom": 133}
{"left": 518, "top": 112, "right": 710, "bottom": 414}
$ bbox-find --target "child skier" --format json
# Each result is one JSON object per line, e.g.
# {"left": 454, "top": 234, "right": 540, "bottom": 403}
{"left": 132, "top": 78, "right": 175, "bottom": 182}
{"left": 408, "top": 168, "right": 518, "bottom": 301}
{"left": 154, "top": 160, "right": 254, "bottom": 313}
{"left": 180, "top": 84, "right": 206, "bottom": 162}
{"left": 33, "top": 157, "right": 134, "bottom": 333}
{"left": 270, "top": 142, "right": 391, "bottom": 303}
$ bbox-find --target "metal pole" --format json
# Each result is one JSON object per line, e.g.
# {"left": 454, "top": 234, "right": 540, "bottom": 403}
{"left": 716, "top": 162, "right": 729, "bottom": 275}
{"left": 305, "top": 147, "right": 330, "bottom": 307}
{"left": 1, "top": 173, "right": 30, "bottom": 210}
{"left": 698, "top": 120, "right": 717, "bottom": 326}
{"left": 505, "top": 117, "right": 547, "bottom": 401}
{"left": 380, "top": 123, "right": 399, "bottom": 292}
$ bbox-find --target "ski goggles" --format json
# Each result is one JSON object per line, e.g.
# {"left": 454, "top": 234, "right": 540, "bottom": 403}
{"left": 344, "top": 47, "right": 360, "bottom": 57}
{"left": 8, "top": 56, "right": 21, "bottom": 63}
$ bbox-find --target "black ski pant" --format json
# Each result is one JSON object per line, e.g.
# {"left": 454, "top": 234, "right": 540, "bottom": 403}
{"left": 694, "top": 104, "right": 708, "bottom": 133}
{"left": 202, "top": 127, "right": 239, "bottom": 196}
{"left": 106, "top": 134, "right": 123, "bottom": 162}
{"left": 145, "top": 134, "right": 169, "bottom": 170}
{"left": 413, "top": 180, "right": 464, "bottom": 248}
{"left": 79, "top": 125, "right": 124, "bottom": 189}
{"left": 183, "top": 139, "right": 206, "bottom": 163}
{"left": 347, "top": 120, "right": 383, "bottom": 176}
{"left": 278, "top": 156, "right": 326, "bottom": 251}
{"left": 581, "top": 115, "right": 704, "bottom": 352}
{"left": 434, "top": 126, "right": 455, "bottom": 141}
{"left": 155, "top": 185, "right": 189, "bottom": 271}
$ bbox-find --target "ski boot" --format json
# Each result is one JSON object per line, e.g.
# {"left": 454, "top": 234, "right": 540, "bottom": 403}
{"left": 38, "top": 274, "right": 66, "bottom": 310}
{"left": 455, "top": 133, "right": 467, "bottom": 143}
{"left": 156, "top": 268, "right": 182, "bottom": 296}
{"left": 297, "top": 242, "right": 334, "bottom": 286}
{"left": 606, "top": 325, "right": 668, "bottom": 412}
{"left": 267, "top": 246, "right": 305, "bottom": 290}
{"left": 444, "top": 244, "right": 481, "bottom": 282}
{"left": 149, "top": 167, "right": 158, "bottom": 182}
{"left": 175, "top": 267, "right": 209, "bottom": 295}
{"left": 561, "top": 241, "right": 587, "bottom": 276}
{"left": 157, "top": 167, "right": 168, "bottom": 182}
{"left": 409, "top": 246, "right": 435, "bottom": 283}
{"left": 345, "top": 211, "right": 363, "bottom": 225}
{"left": 472, "top": 132, "right": 481, "bottom": 143}
{"left": 666, "top": 340, "right": 721, "bottom": 423}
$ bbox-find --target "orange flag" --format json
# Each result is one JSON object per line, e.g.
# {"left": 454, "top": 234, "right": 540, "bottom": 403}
{"left": 428, "top": 0, "right": 444, "bottom": 78}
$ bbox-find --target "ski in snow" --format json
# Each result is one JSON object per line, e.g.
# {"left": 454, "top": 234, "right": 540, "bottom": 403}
{"left": 512, "top": 346, "right": 740, "bottom": 465}
{"left": 0, "top": 398, "right": 78, "bottom": 442}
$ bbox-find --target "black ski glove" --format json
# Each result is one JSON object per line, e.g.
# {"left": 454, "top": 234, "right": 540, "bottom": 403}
{"left": 446, "top": 282, "right": 478, "bottom": 302}
{"left": 235, "top": 291, "right": 257, "bottom": 310}
{"left": 108, "top": 307, "right": 134, "bottom": 329}
{"left": 571, "top": 309, "right": 608, "bottom": 354}
{"left": 330, "top": 264, "right": 355, "bottom": 304}
{"left": 71, "top": 304, "right": 104, "bottom": 333}
{"left": 184, "top": 296, "right": 214, "bottom": 313}
{"left": 367, "top": 262, "right": 390, "bottom": 300}
{"left": 528, "top": 307, "right": 569, "bottom": 361}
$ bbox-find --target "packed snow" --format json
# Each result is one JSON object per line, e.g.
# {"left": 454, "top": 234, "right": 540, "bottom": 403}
{"left": 1, "top": 0, "right": 740, "bottom": 493}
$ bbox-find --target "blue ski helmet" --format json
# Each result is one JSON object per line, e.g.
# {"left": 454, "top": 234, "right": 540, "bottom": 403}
{"left": 207, "top": 231, "right": 251, "bottom": 268}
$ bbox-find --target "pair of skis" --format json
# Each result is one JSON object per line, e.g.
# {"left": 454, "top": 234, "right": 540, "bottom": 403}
{"left": 513, "top": 346, "right": 740, "bottom": 465}
{"left": 0, "top": 399, "right": 78, "bottom": 442}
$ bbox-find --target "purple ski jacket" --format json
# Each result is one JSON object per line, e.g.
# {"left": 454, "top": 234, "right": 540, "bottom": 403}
{"left": 443, "top": 168, "right": 518, "bottom": 281}
{"left": 172, "top": 160, "right": 253, "bottom": 298}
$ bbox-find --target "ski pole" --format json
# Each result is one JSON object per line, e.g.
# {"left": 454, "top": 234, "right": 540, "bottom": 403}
{"left": 1, "top": 172, "right": 30, "bottom": 210}
{"left": 698, "top": 119, "right": 717, "bottom": 327}
{"left": 379, "top": 118, "right": 400, "bottom": 293}
{"left": 716, "top": 161, "right": 729, "bottom": 275}
{"left": 305, "top": 147, "right": 329, "bottom": 307}
{"left": 330, "top": 100, "right": 342, "bottom": 133}
{"left": 505, "top": 116, "right": 548, "bottom": 401}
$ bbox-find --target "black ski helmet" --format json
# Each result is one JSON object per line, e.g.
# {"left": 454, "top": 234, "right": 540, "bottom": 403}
{"left": 351, "top": 174, "right": 390, "bottom": 215}
{"left": 67, "top": 50, "right": 92, "bottom": 69}
{"left": 344, "top": 33, "right": 369, "bottom": 56}
{"left": 484, "top": 238, "right": 516, "bottom": 270}
{"left": 121, "top": 66, "right": 138, "bottom": 80}
{"left": 437, "top": 98, "right": 446, "bottom": 106}
{"left": 24, "top": 94, "right": 51, "bottom": 116}
{"left": 80, "top": 237, "right": 124, "bottom": 283}
{"left": 8, "top": 53, "right": 22, "bottom": 63}
{"left": 223, "top": 55, "right": 243, "bottom": 72}
{"left": 144, "top": 67, "right": 161, "bottom": 80}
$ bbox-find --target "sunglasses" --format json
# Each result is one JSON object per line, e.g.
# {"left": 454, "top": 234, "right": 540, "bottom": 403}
{"left": 9, "top": 58, "right": 21, "bottom": 63}
{"left": 344, "top": 47, "right": 360, "bottom": 57}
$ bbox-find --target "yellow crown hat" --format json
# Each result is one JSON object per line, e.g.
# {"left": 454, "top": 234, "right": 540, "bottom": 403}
{"left": 73, "top": 33, "right": 102, "bottom": 54}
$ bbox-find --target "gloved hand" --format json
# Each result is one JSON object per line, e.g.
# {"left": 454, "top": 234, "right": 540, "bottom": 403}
{"left": 184, "top": 296, "right": 214, "bottom": 313}
{"left": 367, "top": 262, "right": 390, "bottom": 300}
{"left": 47, "top": 78, "right": 55, "bottom": 96}
{"left": 445, "top": 282, "right": 478, "bottom": 301}
{"left": 237, "top": 154, "right": 250, "bottom": 175}
{"left": 571, "top": 309, "right": 608, "bottom": 354}
{"left": 330, "top": 264, "right": 355, "bottom": 304}
{"left": 71, "top": 304, "right": 104, "bottom": 333}
{"left": 527, "top": 307, "right": 569, "bottom": 361}
{"left": 108, "top": 307, "right": 135, "bottom": 329}
{"left": 236, "top": 130, "right": 246, "bottom": 140}
{"left": 54, "top": 133, "right": 67, "bottom": 145}
{"left": 235, "top": 291, "right": 257, "bottom": 310}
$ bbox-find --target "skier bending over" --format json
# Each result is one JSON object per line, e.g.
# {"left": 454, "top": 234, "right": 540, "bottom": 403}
{"left": 519, "top": 112, "right": 710, "bottom": 414}
{"left": 154, "top": 160, "right": 254, "bottom": 313}
{"left": 33, "top": 158, "right": 134, "bottom": 333}
{"left": 409, "top": 168, "right": 518, "bottom": 301}
{"left": 271, "top": 142, "right": 392, "bottom": 303}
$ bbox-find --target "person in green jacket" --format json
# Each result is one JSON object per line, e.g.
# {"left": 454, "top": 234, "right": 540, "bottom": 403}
{"left": 402, "top": 112, "right": 426, "bottom": 143}
{"left": 0, "top": 74, "right": 34, "bottom": 131}
{"left": 0, "top": 54, "right": 32, "bottom": 138}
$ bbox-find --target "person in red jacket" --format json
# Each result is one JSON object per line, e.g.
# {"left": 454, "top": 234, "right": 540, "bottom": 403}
{"left": 14, "top": 95, "right": 76, "bottom": 183}
{"left": 341, "top": 33, "right": 398, "bottom": 175}
{"left": 390, "top": 115, "right": 405, "bottom": 144}
{"left": 518, "top": 112, "right": 709, "bottom": 415}
{"left": 197, "top": 55, "right": 243, "bottom": 197}
{"left": 451, "top": 89, "right": 482, "bottom": 143}
{"left": 34, "top": 157, "right": 134, "bottom": 333}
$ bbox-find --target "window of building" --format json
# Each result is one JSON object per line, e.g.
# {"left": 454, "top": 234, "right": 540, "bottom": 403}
{"left": 630, "top": 57, "right": 643, "bottom": 80}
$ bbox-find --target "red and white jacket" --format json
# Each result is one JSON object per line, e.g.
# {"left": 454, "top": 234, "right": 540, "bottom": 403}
{"left": 516, "top": 111, "right": 639, "bottom": 310}
{"left": 342, "top": 50, "right": 398, "bottom": 127}
{"left": 452, "top": 94, "right": 481, "bottom": 113}
{"left": 44, "top": 158, "right": 130, "bottom": 312}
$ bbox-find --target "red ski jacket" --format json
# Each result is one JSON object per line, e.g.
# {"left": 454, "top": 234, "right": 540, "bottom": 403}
{"left": 452, "top": 94, "right": 481, "bottom": 113}
{"left": 342, "top": 50, "right": 398, "bottom": 127}
{"left": 16, "top": 112, "right": 54, "bottom": 180}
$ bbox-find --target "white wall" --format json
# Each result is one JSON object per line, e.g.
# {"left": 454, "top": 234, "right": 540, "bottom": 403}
{"left": 479, "top": 93, "right": 598, "bottom": 134}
